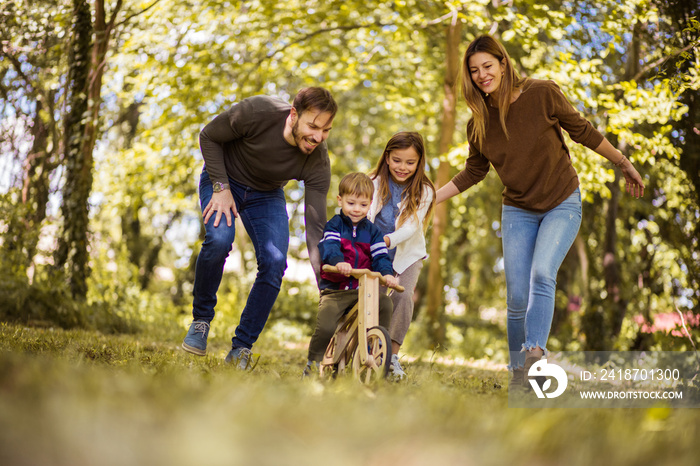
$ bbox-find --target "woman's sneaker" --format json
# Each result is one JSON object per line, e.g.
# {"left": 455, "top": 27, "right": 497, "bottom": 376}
{"left": 389, "top": 354, "right": 407, "bottom": 381}
{"left": 182, "top": 320, "right": 210, "bottom": 356}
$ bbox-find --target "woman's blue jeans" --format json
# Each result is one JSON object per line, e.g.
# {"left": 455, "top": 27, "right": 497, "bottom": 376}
{"left": 192, "top": 170, "right": 289, "bottom": 349}
{"left": 501, "top": 188, "right": 581, "bottom": 370}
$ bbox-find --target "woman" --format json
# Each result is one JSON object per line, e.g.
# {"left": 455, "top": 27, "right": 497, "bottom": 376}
{"left": 436, "top": 34, "right": 645, "bottom": 389}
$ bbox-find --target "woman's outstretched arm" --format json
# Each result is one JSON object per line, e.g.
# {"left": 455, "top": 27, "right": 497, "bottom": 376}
{"left": 436, "top": 181, "right": 461, "bottom": 204}
{"left": 593, "top": 138, "right": 645, "bottom": 199}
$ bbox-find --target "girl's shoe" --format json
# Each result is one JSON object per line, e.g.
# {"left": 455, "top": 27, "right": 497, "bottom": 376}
{"left": 389, "top": 354, "right": 406, "bottom": 381}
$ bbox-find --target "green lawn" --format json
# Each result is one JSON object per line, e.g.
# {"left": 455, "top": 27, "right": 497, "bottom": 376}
{"left": 0, "top": 322, "right": 697, "bottom": 466}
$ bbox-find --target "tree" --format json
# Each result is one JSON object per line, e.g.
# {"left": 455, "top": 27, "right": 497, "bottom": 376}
{"left": 0, "top": 0, "right": 66, "bottom": 273}
{"left": 425, "top": 11, "right": 462, "bottom": 348}
{"left": 526, "top": 0, "right": 699, "bottom": 350}
{"left": 53, "top": 0, "right": 94, "bottom": 299}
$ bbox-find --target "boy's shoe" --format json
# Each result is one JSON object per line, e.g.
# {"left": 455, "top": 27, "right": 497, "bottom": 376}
{"left": 389, "top": 354, "right": 406, "bottom": 381}
{"left": 225, "top": 346, "right": 257, "bottom": 370}
{"left": 182, "top": 320, "right": 210, "bottom": 356}
{"left": 302, "top": 360, "right": 320, "bottom": 379}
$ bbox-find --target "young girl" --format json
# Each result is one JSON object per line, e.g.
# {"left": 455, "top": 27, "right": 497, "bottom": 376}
{"left": 368, "top": 131, "right": 436, "bottom": 380}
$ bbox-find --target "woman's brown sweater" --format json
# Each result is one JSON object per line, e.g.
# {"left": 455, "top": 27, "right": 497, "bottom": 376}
{"left": 451, "top": 79, "right": 605, "bottom": 212}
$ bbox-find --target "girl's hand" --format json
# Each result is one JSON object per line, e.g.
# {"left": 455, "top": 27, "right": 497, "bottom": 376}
{"left": 618, "top": 158, "right": 645, "bottom": 199}
{"left": 383, "top": 235, "right": 391, "bottom": 248}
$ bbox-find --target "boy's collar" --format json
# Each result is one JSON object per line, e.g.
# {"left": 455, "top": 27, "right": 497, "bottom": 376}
{"left": 339, "top": 210, "right": 367, "bottom": 226}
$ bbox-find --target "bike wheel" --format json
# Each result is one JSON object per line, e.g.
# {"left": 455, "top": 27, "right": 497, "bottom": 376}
{"left": 352, "top": 326, "right": 391, "bottom": 383}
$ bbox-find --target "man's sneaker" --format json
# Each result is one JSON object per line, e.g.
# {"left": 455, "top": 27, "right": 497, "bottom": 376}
{"left": 182, "top": 320, "right": 210, "bottom": 356}
{"left": 225, "top": 346, "right": 257, "bottom": 370}
{"left": 302, "top": 360, "right": 320, "bottom": 379}
{"left": 389, "top": 354, "right": 406, "bottom": 381}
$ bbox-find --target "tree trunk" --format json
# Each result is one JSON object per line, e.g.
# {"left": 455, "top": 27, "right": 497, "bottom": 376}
{"left": 21, "top": 96, "right": 58, "bottom": 262}
{"left": 425, "top": 16, "right": 462, "bottom": 348}
{"left": 583, "top": 19, "right": 644, "bottom": 346}
{"left": 5, "top": 97, "right": 55, "bottom": 273}
{"left": 663, "top": 0, "right": 700, "bottom": 302}
{"left": 603, "top": 172, "right": 628, "bottom": 338}
{"left": 55, "top": 0, "right": 120, "bottom": 299}
{"left": 601, "top": 19, "right": 642, "bottom": 338}
{"left": 55, "top": 0, "right": 93, "bottom": 299}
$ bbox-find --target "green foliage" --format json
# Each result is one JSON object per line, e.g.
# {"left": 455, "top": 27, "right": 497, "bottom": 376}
{"left": 270, "top": 278, "right": 320, "bottom": 326}
{"left": 0, "top": 266, "right": 137, "bottom": 333}
{"left": 0, "top": 190, "right": 40, "bottom": 275}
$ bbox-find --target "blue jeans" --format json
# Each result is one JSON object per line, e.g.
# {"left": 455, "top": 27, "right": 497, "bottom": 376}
{"left": 192, "top": 170, "right": 289, "bottom": 349}
{"left": 501, "top": 188, "right": 581, "bottom": 370}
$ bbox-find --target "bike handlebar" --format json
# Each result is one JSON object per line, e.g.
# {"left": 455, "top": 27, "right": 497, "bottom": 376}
{"left": 322, "top": 265, "right": 405, "bottom": 292}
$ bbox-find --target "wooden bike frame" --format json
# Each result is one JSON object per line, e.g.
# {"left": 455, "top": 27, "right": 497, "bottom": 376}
{"left": 320, "top": 265, "right": 404, "bottom": 381}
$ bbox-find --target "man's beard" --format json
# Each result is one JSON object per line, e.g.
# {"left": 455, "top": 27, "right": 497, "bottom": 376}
{"left": 291, "top": 120, "right": 318, "bottom": 154}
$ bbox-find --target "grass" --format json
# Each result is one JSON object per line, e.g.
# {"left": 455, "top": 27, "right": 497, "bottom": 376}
{"left": 0, "top": 321, "right": 699, "bottom": 466}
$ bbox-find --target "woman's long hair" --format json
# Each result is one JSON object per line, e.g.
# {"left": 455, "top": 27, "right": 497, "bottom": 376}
{"left": 370, "top": 132, "right": 435, "bottom": 231}
{"left": 460, "top": 34, "right": 526, "bottom": 149}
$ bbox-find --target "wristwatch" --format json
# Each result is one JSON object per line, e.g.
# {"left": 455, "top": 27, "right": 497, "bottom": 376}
{"left": 212, "top": 182, "right": 229, "bottom": 193}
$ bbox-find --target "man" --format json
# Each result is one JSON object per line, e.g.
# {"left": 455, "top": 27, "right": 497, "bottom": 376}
{"left": 182, "top": 87, "right": 337, "bottom": 369}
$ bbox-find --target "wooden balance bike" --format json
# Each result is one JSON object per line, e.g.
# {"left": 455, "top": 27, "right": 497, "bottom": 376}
{"left": 319, "top": 264, "right": 404, "bottom": 383}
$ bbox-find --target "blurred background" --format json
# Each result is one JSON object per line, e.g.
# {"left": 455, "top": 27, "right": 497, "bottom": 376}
{"left": 1, "top": 0, "right": 698, "bottom": 360}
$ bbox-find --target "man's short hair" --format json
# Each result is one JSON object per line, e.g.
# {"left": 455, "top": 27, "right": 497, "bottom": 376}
{"left": 293, "top": 87, "right": 338, "bottom": 119}
{"left": 338, "top": 172, "right": 374, "bottom": 199}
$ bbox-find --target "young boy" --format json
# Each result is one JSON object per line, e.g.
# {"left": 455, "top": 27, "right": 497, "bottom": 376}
{"left": 303, "top": 172, "right": 398, "bottom": 376}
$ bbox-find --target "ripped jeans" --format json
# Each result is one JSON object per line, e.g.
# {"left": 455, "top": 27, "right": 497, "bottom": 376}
{"left": 501, "top": 188, "right": 581, "bottom": 370}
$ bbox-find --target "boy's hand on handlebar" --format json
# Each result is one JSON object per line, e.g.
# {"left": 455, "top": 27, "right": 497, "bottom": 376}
{"left": 335, "top": 262, "right": 352, "bottom": 276}
{"left": 383, "top": 275, "right": 398, "bottom": 289}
